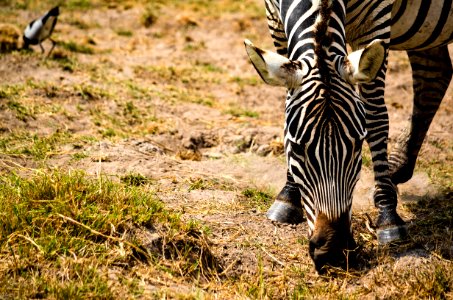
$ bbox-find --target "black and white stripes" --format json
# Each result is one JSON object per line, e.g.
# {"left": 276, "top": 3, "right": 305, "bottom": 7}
{"left": 248, "top": 0, "right": 451, "bottom": 268}
{"left": 265, "top": 0, "right": 371, "bottom": 234}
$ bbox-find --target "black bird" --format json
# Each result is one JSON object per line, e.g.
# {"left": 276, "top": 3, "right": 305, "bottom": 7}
{"left": 23, "top": 6, "right": 59, "bottom": 56}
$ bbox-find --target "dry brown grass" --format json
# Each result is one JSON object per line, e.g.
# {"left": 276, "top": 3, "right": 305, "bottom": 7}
{"left": 0, "top": 23, "right": 21, "bottom": 53}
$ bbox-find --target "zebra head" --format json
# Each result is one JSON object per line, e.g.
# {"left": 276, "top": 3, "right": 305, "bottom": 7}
{"left": 244, "top": 0, "right": 386, "bottom": 271}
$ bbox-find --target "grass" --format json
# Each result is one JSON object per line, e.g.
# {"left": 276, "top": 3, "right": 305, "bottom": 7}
{"left": 164, "top": 0, "right": 263, "bottom": 19}
{"left": 0, "top": 170, "right": 218, "bottom": 299}
{"left": 224, "top": 106, "right": 259, "bottom": 118}
{"left": 134, "top": 63, "right": 223, "bottom": 87}
{"left": 115, "top": 29, "right": 133, "bottom": 37}
{"left": 141, "top": 2, "right": 162, "bottom": 28}
{"left": 0, "top": 23, "right": 20, "bottom": 53}
{"left": 241, "top": 188, "right": 273, "bottom": 211}
{"left": 7, "top": 100, "right": 35, "bottom": 121}
{"left": 187, "top": 177, "right": 235, "bottom": 192}
{"left": 0, "top": 131, "right": 72, "bottom": 160}
{"left": 120, "top": 173, "right": 150, "bottom": 187}
{"left": 0, "top": 83, "right": 25, "bottom": 100}
{"left": 74, "top": 83, "right": 110, "bottom": 101}
{"left": 60, "top": 41, "right": 95, "bottom": 55}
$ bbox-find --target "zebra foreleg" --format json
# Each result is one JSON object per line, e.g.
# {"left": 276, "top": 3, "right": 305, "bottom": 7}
{"left": 266, "top": 170, "right": 305, "bottom": 224}
{"left": 360, "top": 65, "right": 407, "bottom": 244}
{"left": 389, "top": 46, "right": 452, "bottom": 184}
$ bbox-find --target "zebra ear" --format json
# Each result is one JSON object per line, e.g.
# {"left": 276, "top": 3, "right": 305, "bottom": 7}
{"left": 244, "top": 39, "right": 306, "bottom": 88}
{"left": 342, "top": 39, "right": 386, "bottom": 84}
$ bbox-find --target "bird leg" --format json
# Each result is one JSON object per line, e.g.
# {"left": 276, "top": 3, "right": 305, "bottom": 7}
{"left": 47, "top": 38, "right": 57, "bottom": 58}
{"left": 39, "top": 42, "right": 45, "bottom": 54}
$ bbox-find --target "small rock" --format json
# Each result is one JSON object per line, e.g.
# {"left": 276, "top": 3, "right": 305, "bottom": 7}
{"left": 256, "top": 144, "right": 271, "bottom": 156}
{"left": 138, "top": 142, "right": 163, "bottom": 155}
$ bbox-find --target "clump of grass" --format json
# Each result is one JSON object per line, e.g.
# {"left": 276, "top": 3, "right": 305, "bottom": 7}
{"left": 405, "top": 190, "right": 453, "bottom": 259}
{"left": 165, "top": 85, "right": 215, "bottom": 107}
{"left": 224, "top": 106, "right": 259, "bottom": 118}
{"left": 47, "top": 49, "right": 79, "bottom": 72}
{"left": 100, "top": 128, "right": 115, "bottom": 138}
{"left": 230, "top": 75, "right": 261, "bottom": 87}
{"left": 115, "top": 29, "right": 133, "bottom": 37}
{"left": 60, "top": 40, "right": 95, "bottom": 54}
{"left": 0, "top": 131, "right": 71, "bottom": 160}
{"left": 0, "top": 170, "right": 219, "bottom": 299}
{"left": 7, "top": 100, "right": 35, "bottom": 121}
{"left": 361, "top": 144, "right": 372, "bottom": 168}
{"left": 242, "top": 188, "right": 273, "bottom": 211}
{"left": 64, "top": 0, "right": 93, "bottom": 10}
{"left": 71, "top": 151, "right": 88, "bottom": 161}
{"left": 75, "top": 84, "right": 110, "bottom": 101}
{"left": 120, "top": 173, "right": 150, "bottom": 186}
{"left": 0, "top": 83, "right": 25, "bottom": 100}
{"left": 141, "top": 3, "right": 162, "bottom": 28}
{"left": 187, "top": 177, "right": 234, "bottom": 192}
{"left": 0, "top": 23, "right": 20, "bottom": 53}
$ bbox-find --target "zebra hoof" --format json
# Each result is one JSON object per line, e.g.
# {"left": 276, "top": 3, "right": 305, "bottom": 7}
{"left": 376, "top": 225, "right": 408, "bottom": 245}
{"left": 266, "top": 200, "right": 304, "bottom": 224}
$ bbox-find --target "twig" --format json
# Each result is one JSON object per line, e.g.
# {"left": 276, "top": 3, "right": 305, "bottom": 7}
{"left": 0, "top": 159, "right": 45, "bottom": 174}
{"left": 16, "top": 234, "right": 44, "bottom": 254}
{"left": 219, "top": 258, "right": 240, "bottom": 275}
{"left": 260, "top": 246, "right": 285, "bottom": 267}
{"left": 365, "top": 213, "right": 376, "bottom": 234}
{"left": 56, "top": 213, "right": 150, "bottom": 259}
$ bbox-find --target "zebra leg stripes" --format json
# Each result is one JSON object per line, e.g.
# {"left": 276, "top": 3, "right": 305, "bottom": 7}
{"left": 389, "top": 46, "right": 453, "bottom": 184}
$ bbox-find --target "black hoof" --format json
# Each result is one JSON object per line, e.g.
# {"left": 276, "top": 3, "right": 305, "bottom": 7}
{"left": 377, "top": 225, "right": 408, "bottom": 245}
{"left": 267, "top": 200, "right": 304, "bottom": 224}
{"left": 375, "top": 207, "right": 408, "bottom": 245}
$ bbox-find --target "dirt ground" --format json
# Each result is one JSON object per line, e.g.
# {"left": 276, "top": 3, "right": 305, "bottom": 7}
{"left": 0, "top": 1, "right": 452, "bottom": 298}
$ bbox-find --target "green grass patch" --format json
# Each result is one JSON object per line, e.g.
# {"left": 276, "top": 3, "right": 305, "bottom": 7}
{"left": 224, "top": 106, "right": 259, "bottom": 118}
{"left": 361, "top": 145, "right": 372, "bottom": 168}
{"left": 75, "top": 83, "right": 110, "bottom": 101}
{"left": 141, "top": 2, "right": 162, "bottom": 27}
{"left": 64, "top": 0, "right": 94, "bottom": 10}
{"left": 71, "top": 151, "right": 88, "bottom": 161}
{"left": 187, "top": 177, "right": 235, "bottom": 192}
{"left": 0, "top": 131, "right": 72, "bottom": 160}
{"left": 7, "top": 100, "right": 35, "bottom": 121}
{"left": 60, "top": 41, "right": 95, "bottom": 55}
{"left": 241, "top": 188, "right": 273, "bottom": 211}
{"left": 163, "top": 85, "right": 215, "bottom": 107}
{"left": 134, "top": 63, "right": 223, "bottom": 86}
{"left": 120, "top": 173, "right": 150, "bottom": 187}
{"left": 115, "top": 29, "right": 133, "bottom": 37}
{"left": 46, "top": 50, "right": 79, "bottom": 72}
{"left": 165, "top": 0, "right": 263, "bottom": 19}
{"left": 230, "top": 75, "right": 262, "bottom": 87}
{"left": 0, "top": 83, "right": 25, "bottom": 100}
{"left": 0, "top": 170, "right": 219, "bottom": 299}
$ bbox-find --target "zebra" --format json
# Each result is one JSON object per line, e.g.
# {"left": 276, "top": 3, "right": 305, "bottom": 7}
{"left": 245, "top": 0, "right": 452, "bottom": 272}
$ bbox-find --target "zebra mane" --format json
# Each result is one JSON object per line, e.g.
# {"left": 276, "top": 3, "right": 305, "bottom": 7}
{"left": 314, "top": 0, "right": 333, "bottom": 88}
